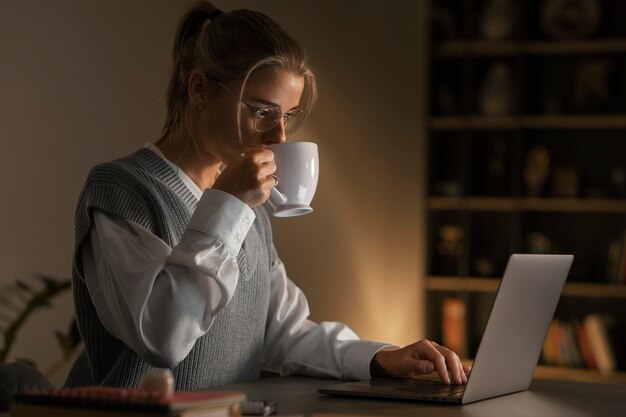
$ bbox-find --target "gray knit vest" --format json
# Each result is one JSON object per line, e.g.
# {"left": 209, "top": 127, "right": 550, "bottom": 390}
{"left": 65, "top": 148, "right": 274, "bottom": 390}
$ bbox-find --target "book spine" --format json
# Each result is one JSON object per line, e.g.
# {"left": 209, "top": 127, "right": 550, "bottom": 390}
{"left": 606, "top": 235, "right": 622, "bottom": 283}
{"left": 575, "top": 321, "right": 598, "bottom": 370}
{"left": 542, "top": 319, "right": 558, "bottom": 366}
{"left": 441, "top": 297, "right": 467, "bottom": 358}
{"left": 561, "top": 321, "right": 583, "bottom": 368}
{"left": 583, "top": 314, "right": 616, "bottom": 374}
{"left": 619, "top": 231, "right": 626, "bottom": 284}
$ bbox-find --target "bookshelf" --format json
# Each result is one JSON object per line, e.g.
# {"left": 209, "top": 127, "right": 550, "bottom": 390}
{"left": 431, "top": 114, "right": 626, "bottom": 129}
{"left": 427, "top": 276, "right": 626, "bottom": 299}
{"left": 426, "top": 0, "right": 626, "bottom": 383}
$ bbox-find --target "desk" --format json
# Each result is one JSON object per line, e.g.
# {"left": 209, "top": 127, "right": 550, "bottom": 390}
{"left": 222, "top": 376, "right": 626, "bottom": 417}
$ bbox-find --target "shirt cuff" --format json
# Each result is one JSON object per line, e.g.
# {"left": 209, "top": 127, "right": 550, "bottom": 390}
{"left": 186, "top": 188, "right": 256, "bottom": 254}
{"left": 342, "top": 341, "right": 398, "bottom": 380}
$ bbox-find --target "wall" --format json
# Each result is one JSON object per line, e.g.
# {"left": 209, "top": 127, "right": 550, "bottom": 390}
{"left": 0, "top": 0, "right": 427, "bottom": 385}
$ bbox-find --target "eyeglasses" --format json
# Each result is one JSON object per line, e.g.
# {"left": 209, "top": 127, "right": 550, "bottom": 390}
{"left": 215, "top": 79, "right": 308, "bottom": 135}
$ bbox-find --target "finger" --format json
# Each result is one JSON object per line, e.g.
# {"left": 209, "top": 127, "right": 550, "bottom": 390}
{"left": 432, "top": 342, "right": 464, "bottom": 385}
{"left": 454, "top": 353, "right": 467, "bottom": 385}
{"left": 416, "top": 340, "right": 450, "bottom": 384}
{"left": 259, "top": 174, "right": 278, "bottom": 192}
{"left": 240, "top": 150, "right": 275, "bottom": 182}
{"left": 431, "top": 342, "right": 464, "bottom": 384}
{"left": 458, "top": 359, "right": 467, "bottom": 384}
{"left": 463, "top": 364, "right": 472, "bottom": 384}
{"left": 255, "top": 152, "right": 277, "bottom": 181}
{"left": 431, "top": 341, "right": 472, "bottom": 381}
{"left": 243, "top": 147, "right": 274, "bottom": 164}
{"left": 258, "top": 161, "right": 277, "bottom": 187}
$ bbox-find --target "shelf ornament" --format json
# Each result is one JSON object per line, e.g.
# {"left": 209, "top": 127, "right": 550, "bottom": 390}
{"left": 541, "top": 0, "right": 601, "bottom": 40}
{"left": 480, "top": 0, "right": 516, "bottom": 40}
{"left": 478, "top": 62, "right": 516, "bottom": 116}
{"left": 523, "top": 145, "right": 551, "bottom": 197}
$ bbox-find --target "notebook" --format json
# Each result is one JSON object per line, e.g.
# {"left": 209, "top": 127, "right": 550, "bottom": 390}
{"left": 318, "top": 253, "right": 574, "bottom": 405}
{"left": 11, "top": 386, "right": 245, "bottom": 417}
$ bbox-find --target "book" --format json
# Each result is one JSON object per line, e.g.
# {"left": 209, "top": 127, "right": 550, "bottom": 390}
{"left": 441, "top": 297, "right": 467, "bottom": 358}
{"left": 575, "top": 321, "right": 598, "bottom": 370}
{"left": 542, "top": 319, "right": 585, "bottom": 368}
{"left": 11, "top": 387, "right": 245, "bottom": 417}
{"left": 542, "top": 319, "right": 562, "bottom": 366}
{"left": 606, "top": 231, "right": 626, "bottom": 284}
{"left": 554, "top": 320, "right": 568, "bottom": 367}
{"left": 605, "top": 236, "right": 622, "bottom": 283}
{"left": 583, "top": 314, "right": 617, "bottom": 374}
{"left": 560, "top": 321, "right": 583, "bottom": 368}
{"left": 10, "top": 403, "right": 237, "bottom": 417}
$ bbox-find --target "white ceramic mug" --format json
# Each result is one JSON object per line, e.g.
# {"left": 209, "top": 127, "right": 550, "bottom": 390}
{"left": 267, "top": 141, "right": 319, "bottom": 217}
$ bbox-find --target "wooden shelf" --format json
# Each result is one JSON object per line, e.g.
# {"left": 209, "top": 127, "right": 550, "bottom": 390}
{"left": 427, "top": 276, "right": 626, "bottom": 298}
{"left": 428, "top": 197, "right": 626, "bottom": 213}
{"left": 533, "top": 365, "right": 626, "bottom": 385}
{"left": 430, "top": 114, "right": 626, "bottom": 130}
{"left": 436, "top": 38, "right": 626, "bottom": 57}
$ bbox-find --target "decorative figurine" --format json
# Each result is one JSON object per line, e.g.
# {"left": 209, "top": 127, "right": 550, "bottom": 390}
{"left": 523, "top": 146, "right": 551, "bottom": 197}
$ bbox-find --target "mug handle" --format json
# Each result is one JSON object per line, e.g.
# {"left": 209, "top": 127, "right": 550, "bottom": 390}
{"left": 268, "top": 187, "right": 287, "bottom": 210}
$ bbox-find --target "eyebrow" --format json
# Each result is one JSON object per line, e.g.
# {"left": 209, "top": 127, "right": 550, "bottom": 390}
{"left": 247, "top": 97, "right": 300, "bottom": 112}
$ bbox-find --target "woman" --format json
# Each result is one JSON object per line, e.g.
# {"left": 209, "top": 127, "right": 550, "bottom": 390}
{"left": 65, "top": 1, "right": 469, "bottom": 390}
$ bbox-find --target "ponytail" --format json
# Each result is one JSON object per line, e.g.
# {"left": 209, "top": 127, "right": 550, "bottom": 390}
{"left": 171, "top": 4, "right": 221, "bottom": 64}
{"left": 160, "top": 2, "right": 222, "bottom": 146}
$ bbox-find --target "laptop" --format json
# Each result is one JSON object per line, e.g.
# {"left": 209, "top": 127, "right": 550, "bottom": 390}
{"left": 318, "top": 253, "right": 574, "bottom": 405}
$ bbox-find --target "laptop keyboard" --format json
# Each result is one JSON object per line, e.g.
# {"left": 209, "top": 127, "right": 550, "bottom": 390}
{"left": 395, "top": 382, "right": 464, "bottom": 398}
{"left": 370, "top": 379, "right": 466, "bottom": 399}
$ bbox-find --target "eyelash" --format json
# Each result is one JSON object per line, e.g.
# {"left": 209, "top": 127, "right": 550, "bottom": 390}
{"left": 252, "top": 108, "right": 296, "bottom": 119}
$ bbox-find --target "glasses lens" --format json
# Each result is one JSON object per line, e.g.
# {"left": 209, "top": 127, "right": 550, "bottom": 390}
{"left": 285, "top": 110, "right": 308, "bottom": 135}
{"left": 253, "top": 108, "right": 282, "bottom": 133}
{"left": 253, "top": 108, "right": 309, "bottom": 134}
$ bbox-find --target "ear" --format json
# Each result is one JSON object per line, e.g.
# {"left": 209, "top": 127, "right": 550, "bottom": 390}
{"left": 187, "top": 70, "right": 211, "bottom": 109}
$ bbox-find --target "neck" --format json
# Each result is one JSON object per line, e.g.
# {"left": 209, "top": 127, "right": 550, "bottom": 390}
{"left": 156, "top": 138, "right": 221, "bottom": 190}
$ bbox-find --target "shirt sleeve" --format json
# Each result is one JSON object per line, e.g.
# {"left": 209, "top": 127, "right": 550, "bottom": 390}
{"left": 261, "top": 253, "right": 395, "bottom": 380}
{"left": 81, "top": 189, "right": 256, "bottom": 368}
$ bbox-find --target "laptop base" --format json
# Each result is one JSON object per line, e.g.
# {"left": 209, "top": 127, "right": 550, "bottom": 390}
{"left": 319, "top": 378, "right": 464, "bottom": 404}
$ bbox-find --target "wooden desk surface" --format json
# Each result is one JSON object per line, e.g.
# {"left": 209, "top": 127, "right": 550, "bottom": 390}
{"left": 222, "top": 376, "right": 626, "bottom": 417}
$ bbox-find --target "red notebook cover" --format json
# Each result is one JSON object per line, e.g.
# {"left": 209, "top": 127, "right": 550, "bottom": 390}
{"left": 14, "top": 387, "right": 246, "bottom": 413}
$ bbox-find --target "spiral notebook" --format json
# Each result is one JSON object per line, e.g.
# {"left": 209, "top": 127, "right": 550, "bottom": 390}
{"left": 11, "top": 386, "right": 245, "bottom": 417}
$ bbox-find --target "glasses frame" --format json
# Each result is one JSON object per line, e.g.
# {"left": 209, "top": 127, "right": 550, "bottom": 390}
{"left": 212, "top": 77, "right": 308, "bottom": 135}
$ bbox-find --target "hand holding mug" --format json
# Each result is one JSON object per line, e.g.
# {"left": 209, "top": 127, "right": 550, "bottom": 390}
{"left": 213, "top": 147, "right": 277, "bottom": 207}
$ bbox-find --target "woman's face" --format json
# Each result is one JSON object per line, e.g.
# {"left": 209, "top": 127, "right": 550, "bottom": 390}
{"left": 199, "top": 67, "right": 305, "bottom": 164}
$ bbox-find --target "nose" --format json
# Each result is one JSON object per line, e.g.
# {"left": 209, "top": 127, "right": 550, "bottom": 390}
{"left": 263, "top": 119, "right": 287, "bottom": 145}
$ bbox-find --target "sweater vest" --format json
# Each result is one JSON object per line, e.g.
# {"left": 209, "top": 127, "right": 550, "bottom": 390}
{"left": 64, "top": 148, "right": 274, "bottom": 389}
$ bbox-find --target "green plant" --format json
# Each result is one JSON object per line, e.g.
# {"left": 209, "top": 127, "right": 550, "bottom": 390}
{"left": 0, "top": 275, "right": 76, "bottom": 362}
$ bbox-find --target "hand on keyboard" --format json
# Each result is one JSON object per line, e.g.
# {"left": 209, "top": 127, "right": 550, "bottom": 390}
{"left": 370, "top": 339, "right": 471, "bottom": 385}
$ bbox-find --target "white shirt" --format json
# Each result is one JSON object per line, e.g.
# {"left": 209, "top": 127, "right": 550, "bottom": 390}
{"left": 80, "top": 143, "right": 390, "bottom": 380}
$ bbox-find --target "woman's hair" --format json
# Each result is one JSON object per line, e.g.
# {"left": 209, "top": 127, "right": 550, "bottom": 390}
{"left": 158, "top": 1, "right": 317, "bottom": 150}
